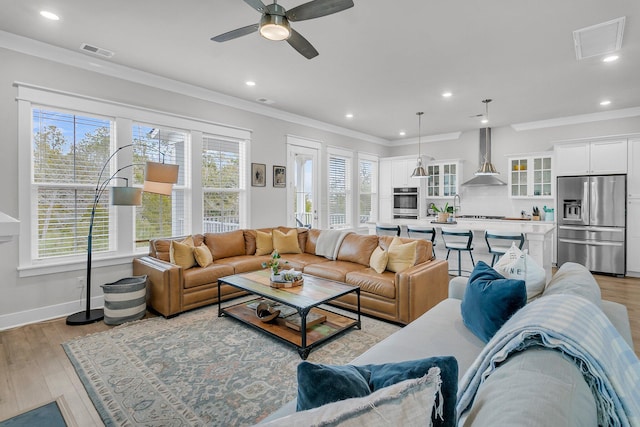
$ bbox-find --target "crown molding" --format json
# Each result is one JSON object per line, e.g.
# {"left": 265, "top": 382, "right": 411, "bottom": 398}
{"left": 511, "top": 106, "right": 640, "bottom": 131}
{"left": 390, "top": 131, "right": 462, "bottom": 146}
{"left": 0, "top": 30, "right": 389, "bottom": 146}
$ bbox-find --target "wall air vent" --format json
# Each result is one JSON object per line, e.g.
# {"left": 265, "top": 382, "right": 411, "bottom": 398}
{"left": 573, "top": 17, "right": 625, "bottom": 60}
{"left": 80, "top": 43, "right": 115, "bottom": 58}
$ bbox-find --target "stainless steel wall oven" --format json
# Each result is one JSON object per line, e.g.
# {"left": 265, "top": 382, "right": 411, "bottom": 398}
{"left": 393, "top": 187, "right": 419, "bottom": 219}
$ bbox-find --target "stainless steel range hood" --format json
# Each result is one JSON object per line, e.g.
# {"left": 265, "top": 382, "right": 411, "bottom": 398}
{"left": 462, "top": 127, "right": 506, "bottom": 186}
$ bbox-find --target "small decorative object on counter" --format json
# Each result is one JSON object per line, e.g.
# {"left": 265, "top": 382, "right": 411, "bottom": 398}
{"left": 543, "top": 206, "right": 554, "bottom": 222}
{"left": 270, "top": 268, "right": 304, "bottom": 288}
{"left": 431, "top": 202, "right": 454, "bottom": 223}
{"left": 532, "top": 206, "right": 540, "bottom": 221}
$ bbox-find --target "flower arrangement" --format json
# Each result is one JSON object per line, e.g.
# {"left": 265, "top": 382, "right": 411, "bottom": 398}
{"left": 261, "top": 250, "right": 287, "bottom": 274}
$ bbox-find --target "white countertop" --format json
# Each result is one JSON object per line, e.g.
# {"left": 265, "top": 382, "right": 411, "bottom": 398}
{"left": 372, "top": 217, "right": 555, "bottom": 236}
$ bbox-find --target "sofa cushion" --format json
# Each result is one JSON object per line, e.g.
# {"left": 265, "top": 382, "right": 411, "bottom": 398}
{"left": 170, "top": 236, "right": 196, "bottom": 269}
{"left": 278, "top": 253, "right": 329, "bottom": 270}
{"left": 336, "top": 234, "right": 378, "bottom": 266}
{"left": 272, "top": 229, "right": 302, "bottom": 254}
{"left": 379, "top": 236, "right": 431, "bottom": 264}
{"left": 214, "top": 255, "right": 270, "bottom": 274}
{"left": 193, "top": 243, "right": 213, "bottom": 267}
{"left": 182, "top": 264, "right": 234, "bottom": 289}
{"left": 386, "top": 237, "right": 417, "bottom": 273}
{"left": 205, "top": 230, "right": 246, "bottom": 260}
{"left": 369, "top": 246, "right": 389, "bottom": 274}
{"left": 304, "top": 229, "right": 321, "bottom": 254}
{"left": 297, "top": 357, "right": 458, "bottom": 427}
{"left": 255, "top": 230, "right": 274, "bottom": 256}
{"left": 543, "top": 262, "right": 601, "bottom": 307}
{"left": 265, "top": 372, "right": 441, "bottom": 427}
{"left": 346, "top": 269, "right": 396, "bottom": 299}
{"left": 494, "top": 244, "right": 546, "bottom": 302}
{"left": 460, "top": 348, "right": 597, "bottom": 427}
{"left": 303, "top": 260, "right": 366, "bottom": 282}
{"left": 461, "top": 261, "right": 526, "bottom": 343}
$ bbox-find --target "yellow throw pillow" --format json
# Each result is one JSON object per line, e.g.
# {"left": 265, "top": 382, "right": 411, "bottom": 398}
{"left": 386, "top": 237, "right": 417, "bottom": 273}
{"left": 369, "top": 246, "right": 389, "bottom": 274}
{"left": 193, "top": 243, "right": 213, "bottom": 267}
{"left": 273, "top": 229, "right": 302, "bottom": 254}
{"left": 255, "top": 230, "right": 274, "bottom": 256}
{"left": 170, "top": 236, "right": 196, "bottom": 269}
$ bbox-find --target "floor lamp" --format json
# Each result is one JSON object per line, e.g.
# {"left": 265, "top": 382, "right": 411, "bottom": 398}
{"left": 66, "top": 146, "right": 179, "bottom": 325}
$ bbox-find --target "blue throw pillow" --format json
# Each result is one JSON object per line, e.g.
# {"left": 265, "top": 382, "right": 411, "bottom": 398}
{"left": 461, "top": 261, "right": 527, "bottom": 343}
{"left": 297, "top": 356, "right": 458, "bottom": 427}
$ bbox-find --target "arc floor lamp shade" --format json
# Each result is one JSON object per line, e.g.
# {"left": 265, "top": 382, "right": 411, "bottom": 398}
{"left": 143, "top": 161, "right": 179, "bottom": 196}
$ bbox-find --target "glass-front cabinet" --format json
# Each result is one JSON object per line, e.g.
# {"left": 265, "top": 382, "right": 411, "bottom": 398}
{"left": 426, "top": 160, "right": 461, "bottom": 198}
{"left": 508, "top": 154, "right": 553, "bottom": 198}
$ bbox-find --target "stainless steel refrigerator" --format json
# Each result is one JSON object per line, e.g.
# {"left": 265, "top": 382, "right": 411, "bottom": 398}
{"left": 557, "top": 174, "right": 626, "bottom": 276}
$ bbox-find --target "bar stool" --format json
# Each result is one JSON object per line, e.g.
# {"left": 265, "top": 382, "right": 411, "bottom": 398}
{"left": 441, "top": 227, "right": 475, "bottom": 276}
{"left": 407, "top": 226, "right": 437, "bottom": 258}
{"left": 485, "top": 230, "right": 525, "bottom": 266}
{"left": 376, "top": 224, "right": 401, "bottom": 237}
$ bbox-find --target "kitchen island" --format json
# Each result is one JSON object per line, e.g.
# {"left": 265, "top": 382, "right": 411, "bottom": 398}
{"left": 368, "top": 218, "right": 555, "bottom": 281}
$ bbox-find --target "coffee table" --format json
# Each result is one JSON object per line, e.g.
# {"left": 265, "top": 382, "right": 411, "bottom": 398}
{"left": 218, "top": 270, "right": 361, "bottom": 359}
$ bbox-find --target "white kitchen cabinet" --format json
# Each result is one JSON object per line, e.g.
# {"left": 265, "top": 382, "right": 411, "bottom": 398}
{"left": 378, "top": 197, "right": 392, "bottom": 222}
{"left": 426, "top": 160, "right": 462, "bottom": 198}
{"left": 627, "top": 138, "right": 640, "bottom": 198}
{"left": 507, "top": 154, "right": 553, "bottom": 198}
{"left": 627, "top": 199, "right": 640, "bottom": 273}
{"left": 379, "top": 159, "right": 392, "bottom": 197}
{"left": 555, "top": 139, "right": 627, "bottom": 176}
{"left": 391, "top": 158, "right": 415, "bottom": 188}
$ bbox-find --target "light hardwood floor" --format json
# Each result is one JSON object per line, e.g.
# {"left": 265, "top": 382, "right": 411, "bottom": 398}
{"left": 1, "top": 275, "right": 639, "bottom": 425}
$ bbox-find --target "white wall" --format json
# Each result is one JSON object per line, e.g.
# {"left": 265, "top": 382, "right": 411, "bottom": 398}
{"left": 0, "top": 47, "right": 389, "bottom": 328}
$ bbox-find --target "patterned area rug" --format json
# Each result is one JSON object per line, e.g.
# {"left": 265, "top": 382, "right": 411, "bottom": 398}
{"left": 63, "top": 303, "right": 400, "bottom": 426}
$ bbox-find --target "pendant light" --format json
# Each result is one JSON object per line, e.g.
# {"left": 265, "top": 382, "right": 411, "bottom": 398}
{"left": 475, "top": 99, "right": 499, "bottom": 176}
{"left": 411, "top": 111, "right": 429, "bottom": 178}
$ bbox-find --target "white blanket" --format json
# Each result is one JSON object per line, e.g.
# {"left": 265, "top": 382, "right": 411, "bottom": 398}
{"left": 315, "top": 230, "right": 351, "bottom": 260}
{"left": 457, "top": 294, "right": 640, "bottom": 427}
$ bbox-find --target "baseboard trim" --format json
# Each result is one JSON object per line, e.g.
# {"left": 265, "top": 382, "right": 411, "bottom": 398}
{"left": 0, "top": 296, "right": 104, "bottom": 331}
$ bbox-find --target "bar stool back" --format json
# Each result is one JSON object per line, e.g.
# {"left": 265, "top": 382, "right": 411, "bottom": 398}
{"left": 407, "top": 226, "right": 437, "bottom": 258}
{"left": 484, "top": 230, "right": 525, "bottom": 266}
{"left": 441, "top": 227, "right": 475, "bottom": 276}
{"left": 375, "top": 224, "right": 401, "bottom": 237}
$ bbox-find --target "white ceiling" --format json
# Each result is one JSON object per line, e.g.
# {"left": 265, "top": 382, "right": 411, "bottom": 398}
{"left": 2, "top": 0, "right": 640, "bottom": 143}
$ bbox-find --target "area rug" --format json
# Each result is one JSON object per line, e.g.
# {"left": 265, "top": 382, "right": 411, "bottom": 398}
{"left": 63, "top": 303, "right": 400, "bottom": 426}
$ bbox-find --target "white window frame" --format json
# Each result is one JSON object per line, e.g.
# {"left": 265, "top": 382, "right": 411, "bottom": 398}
{"left": 357, "top": 153, "right": 379, "bottom": 226}
{"left": 327, "top": 146, "right": 354, "bottom": 230}
{"left": 16, "top": 83, "right": 250, "bottom": 277}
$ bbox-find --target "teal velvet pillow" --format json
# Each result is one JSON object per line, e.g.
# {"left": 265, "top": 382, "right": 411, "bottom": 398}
{"left": 296, "top": 356, "right": 458, "bottom": 427}
{"left": 461, "top": 261, "right": 527, "bottom": 343}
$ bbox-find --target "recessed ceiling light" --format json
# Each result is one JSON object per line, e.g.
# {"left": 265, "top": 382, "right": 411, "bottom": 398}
{"left": 600, "top": 100, "right": 611, "bottom": 106}
{"left": 481, "top": 118, "right": 489, "bottom": 124}
{"left": 245, "top": 81, "right": 256, "bottom": 86}
{"left": 399, "top": 131, "right": 406, "bottom": 136}
{"left": 442, "top": 92, "right": 453, "bottom": 98}
{"left": 602, "top": 55, "right": 619, "bottom": 63}
{"left": 40, "top": 11, "right": 60, "bottom": 20}
{"left": 345, "top": 113, "right": 354, "bottom": 119}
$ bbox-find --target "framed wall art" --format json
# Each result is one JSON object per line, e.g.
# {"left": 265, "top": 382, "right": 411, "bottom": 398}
{"left": 251, "top": 163, "right": 266, "bottom": 187}
{"left": 273, "top": 165, "right": 286, "bottom": 188}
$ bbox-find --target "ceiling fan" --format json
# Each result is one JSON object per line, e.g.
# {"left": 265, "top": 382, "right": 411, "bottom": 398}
{"left": 211, "top": 0, "right": 354, "bottom": 59}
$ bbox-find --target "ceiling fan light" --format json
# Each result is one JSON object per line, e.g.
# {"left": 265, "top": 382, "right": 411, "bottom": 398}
{"left": 260, "top": 14, "right": 291, "bottom": 41}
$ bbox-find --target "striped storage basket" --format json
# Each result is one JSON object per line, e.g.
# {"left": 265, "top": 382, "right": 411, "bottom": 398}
{"left": 101, "top": 275, "right": 148, "bottom": 325}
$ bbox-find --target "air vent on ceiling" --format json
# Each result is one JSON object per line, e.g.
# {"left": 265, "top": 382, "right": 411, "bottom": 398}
{"left": 80, "top": 43, "right": 115, "bottom": 58}
{"left": 256, "top": 98, "right": 276, "bottom": 105}
{"left": 573, "top": 17, "right": 625, "bottom": 60}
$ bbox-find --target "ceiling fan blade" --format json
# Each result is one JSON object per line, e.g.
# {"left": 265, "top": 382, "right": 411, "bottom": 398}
{"left": 286, "top": 0, "right": 354, "bottom": 22}
{"left": 211, "top": 24, "right": 259, "bottom": 42}
{"left": 287, "top": 29, "right": 319, "bottom": 59}
{"left": 243, "top": 0, "right": 267, "bottom": 13}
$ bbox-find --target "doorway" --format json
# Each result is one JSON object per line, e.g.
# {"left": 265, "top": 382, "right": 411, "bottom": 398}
{"left": 286, "top": 137, "right": 320, "bottom": 229}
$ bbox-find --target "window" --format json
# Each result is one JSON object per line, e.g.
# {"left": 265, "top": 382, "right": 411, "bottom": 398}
{"left": 202, "top": 135, "right": 245, "bottom": 233}
{"left": 358, "top": 155, "right": 378, "bottom": 225}
{"left": 32, "top": 108, "right": 114, "bottom": 259}
{"left": 132, "top": 124, "right": 189, "bottom": 248}
{"left": 328, "top": 148, "right": 352, "bottom": 229}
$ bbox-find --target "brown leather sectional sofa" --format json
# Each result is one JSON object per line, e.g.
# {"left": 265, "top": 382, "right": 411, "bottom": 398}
{"left": 132, "top": 226, "right": 450, "bottom": 324}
